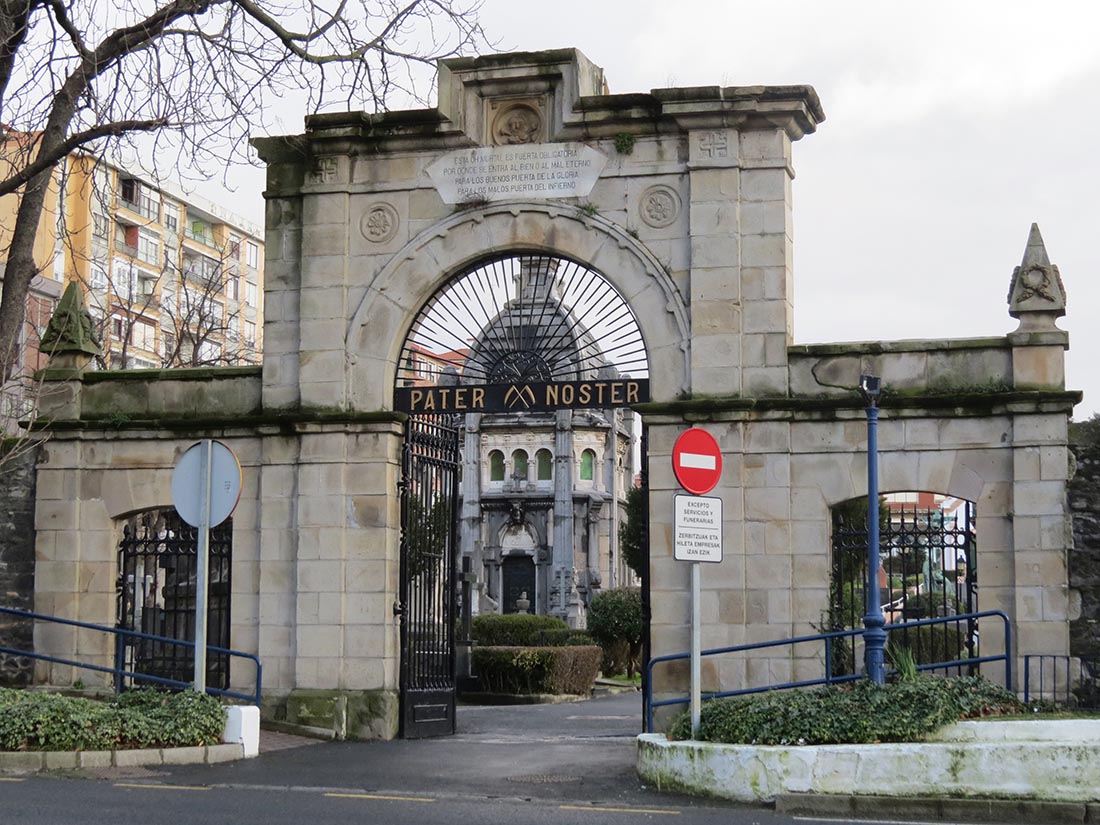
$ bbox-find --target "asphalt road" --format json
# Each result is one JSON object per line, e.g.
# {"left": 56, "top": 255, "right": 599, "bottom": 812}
{"left": 0, "top": 691, "right": 1016, "bottom": 825}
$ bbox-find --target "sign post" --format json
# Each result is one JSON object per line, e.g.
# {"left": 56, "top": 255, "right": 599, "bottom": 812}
{"left": 671, "top": 428, "right": 724, "bottom": 738}
{"left": 171, "top": 440, "right": 242, "bottom": 693}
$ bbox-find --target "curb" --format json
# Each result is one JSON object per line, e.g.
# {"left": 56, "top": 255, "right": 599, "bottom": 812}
{"left": 774, "top": 794, "right": 1094, "bottom": 824}
{"left": 0, "top": 743, "right": 244, "bottom": 774}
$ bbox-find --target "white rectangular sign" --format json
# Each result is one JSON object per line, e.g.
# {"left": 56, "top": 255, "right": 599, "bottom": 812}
{"left": 426, "top": 143, "right": 607, "bottom": 204}
{"left": 674, "top": 494, "right": 723, "bottom": 563}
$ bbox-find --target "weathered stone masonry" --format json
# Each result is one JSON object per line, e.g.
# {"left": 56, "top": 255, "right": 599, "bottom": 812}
{"left": 22, "top": 48, "right": 1083, "bottom": 737}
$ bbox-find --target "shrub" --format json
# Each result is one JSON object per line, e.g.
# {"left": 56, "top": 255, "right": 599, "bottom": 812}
{"left": 530, "top": 628, "right": 595, "bottom": 647}
{"left": 667, "top": 675, "right": 1023, "bottom": 745}
{"left": 0, "top": 688, "right": 225, "bottom": 751}
{"left": 471, "top": 613, "right": 568, "bottom": 646}
{"left": 586, "top": 587, "right": 643, "bottom": 677}
{"left": 471, "top": 646, "right": 601, "bottom": 695}
{"left": 890, "top": 623, "right": 967, "bottom": 666}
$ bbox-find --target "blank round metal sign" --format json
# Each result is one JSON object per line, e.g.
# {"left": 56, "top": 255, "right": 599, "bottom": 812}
{"left": 171, "top": 440, "right": 242, "bottom": 528}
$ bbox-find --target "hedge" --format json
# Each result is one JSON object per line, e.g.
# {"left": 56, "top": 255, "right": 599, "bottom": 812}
{"left": 471, "top": 645, "right": 601, "bottom": 695}
{"left": 668, "top": 675, "right": 1024, "bottom": 745}
{"left": 471, "top": 613, "right": 568, "bottom": 646}
{"left": 0, "top": 688, "right": 226, "bottom": 752}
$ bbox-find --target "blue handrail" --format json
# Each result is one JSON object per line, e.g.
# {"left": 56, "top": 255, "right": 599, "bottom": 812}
{"left": 0, "top": 605, "right": 262, "bottom": 705}
{"left": 644, "top": 610, "right": 1012, "bottom": 732}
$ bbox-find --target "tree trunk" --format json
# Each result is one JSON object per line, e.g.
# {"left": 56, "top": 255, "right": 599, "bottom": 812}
{"left": 0, "top": 165, "right": 52, "bottom": 381}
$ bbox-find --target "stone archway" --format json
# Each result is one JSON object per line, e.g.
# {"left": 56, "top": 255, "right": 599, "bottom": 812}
{"left": 345, "top": 202, "right": 691, "bottom": 411}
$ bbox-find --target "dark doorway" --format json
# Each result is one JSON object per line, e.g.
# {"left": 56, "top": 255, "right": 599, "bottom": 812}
{"left": 501, "top": 555, "right": 536, "bottom": 614}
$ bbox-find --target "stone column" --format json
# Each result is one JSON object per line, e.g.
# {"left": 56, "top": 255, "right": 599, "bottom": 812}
{"left": 551, "top": 410, "right": 575, "bottom": 620}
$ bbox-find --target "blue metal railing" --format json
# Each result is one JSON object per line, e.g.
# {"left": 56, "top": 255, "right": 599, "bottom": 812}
{"left": 0, "top": 605, "right": 262, "bottom": 705}
{"left": 644, "top": 610, "right": 1012, "bottom": 731}
{"left": 1023, "top": 655, "right": 1100, "bottom": 708}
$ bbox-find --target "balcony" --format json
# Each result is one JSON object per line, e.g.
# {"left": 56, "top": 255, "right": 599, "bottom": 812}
{"left": 114, "top": 239, "right": 138, "bottom": 258}
{"left": 184, "top": 227, "right": 215, "bottom": 248}
{"left": 117, "top": 195, "right": 159, "bottom": 222}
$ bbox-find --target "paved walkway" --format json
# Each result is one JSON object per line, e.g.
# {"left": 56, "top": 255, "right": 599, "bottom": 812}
{"left": 158, "top": 691, "right": 661, "bottom": 807}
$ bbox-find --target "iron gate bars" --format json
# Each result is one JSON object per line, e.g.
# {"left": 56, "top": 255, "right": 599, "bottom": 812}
{"left": 396, "top": 254, "right": 648, "bottom": 388}
{"left": 829, "top": 496, "right": 977, "bottom": 677}
{"left": 116, "top": 508, "right": 232, "bottom": 691}
{"left": 398, "top": 414, "right": 461, "bottom": 738}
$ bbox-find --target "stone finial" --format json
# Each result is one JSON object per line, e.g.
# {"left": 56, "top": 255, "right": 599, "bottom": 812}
{"left": 1008, "top": 223, "right": 1066, "bottom": 331}
{"left": 39, "top": 282, "right": 101, "bottom": 363}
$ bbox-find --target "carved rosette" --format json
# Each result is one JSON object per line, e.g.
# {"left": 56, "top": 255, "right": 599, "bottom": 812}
{"left": 639, "top": 184, "right": 681, "bottom": 229}
{"left": 490, "top": 102, "right": 543, "bottom": 146}
{"left": 360, "top": 203, "right": 400, "bottom": 244}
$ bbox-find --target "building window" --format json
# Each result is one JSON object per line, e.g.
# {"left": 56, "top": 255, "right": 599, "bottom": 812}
{"left": 512, "top": 450, "right": 529, "bottom": 481}
{"left": 92, "top": 212, "right": 109, "bottom": 239}
{"left": 244, "top": 320, "right": 256, "bottom": 345}
{"left": 246, "top": 240, "right": 259, "bottom": 268}
{"left": 244, "top": 281, "right": 258, "bottom": 307}
{"left": 227, "top": 276, "right": 239, "bottom": 301}
{"left": 137, "top": 229, "right": 159, "bottom": 266}
{"left": 489, "top": 450, "right": 505, "bottom": 482}
{"left": 163, "top": 202, "right": 179, "bottom": 232}
{"left": 228, "top": 233, "right": 241, "bottom": 259}
{"left": 536, "top": 449, "right": 552, "bottom": 481}
{"left": 89, "top": 261, "right": 108, "bottom": 290}
{"left": 580, "top": 449, "right": 595, "bottom": 481}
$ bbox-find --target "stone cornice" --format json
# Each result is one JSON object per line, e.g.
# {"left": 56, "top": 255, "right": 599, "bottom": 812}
{"left": 636, "top": 390, "right": 1083, "bottom": 422}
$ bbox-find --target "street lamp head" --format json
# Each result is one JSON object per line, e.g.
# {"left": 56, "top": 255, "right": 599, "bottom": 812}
{"left": 859, "top": 374, "right": 882, "bottom": 407}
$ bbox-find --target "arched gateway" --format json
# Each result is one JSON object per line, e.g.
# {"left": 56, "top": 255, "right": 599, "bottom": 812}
{"left": 28, "top": 49, "right": 1079, "bottom": 740}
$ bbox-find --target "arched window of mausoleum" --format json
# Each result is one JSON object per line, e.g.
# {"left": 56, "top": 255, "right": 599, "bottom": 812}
{"left": 512, "top": 449, "right": 529, "bottom": 481}
{"left": 489, "top": 450, "right": 505, "bottom": 482}
{"left": 826, "top": 492, "right": 977, "bottom": 680}
{"left": 579, "top": 449, "right": 596, "bottom": 482}
{"left": 536, "top": 448, "right": 553, "bottom": 481}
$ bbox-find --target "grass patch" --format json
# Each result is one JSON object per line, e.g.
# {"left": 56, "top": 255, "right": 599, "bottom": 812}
{"left": 0, "top": 688, "right": 226, "bottom": 751}
{"left": 668, "top": 676, "right": 1024, "bottom": 745}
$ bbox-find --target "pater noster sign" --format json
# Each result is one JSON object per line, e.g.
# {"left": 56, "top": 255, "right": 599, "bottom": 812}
{"left": 394, "top": 379, "right": 649, "bottom": 414}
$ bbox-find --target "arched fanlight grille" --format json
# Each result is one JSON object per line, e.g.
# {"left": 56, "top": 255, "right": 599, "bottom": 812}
{"left": 396, "top": 254, "right": 648, "bottom": 388}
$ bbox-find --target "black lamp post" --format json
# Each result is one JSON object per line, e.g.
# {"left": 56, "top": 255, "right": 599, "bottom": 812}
{"left": 859, "top": 374, "right": 886, "bottom": 685}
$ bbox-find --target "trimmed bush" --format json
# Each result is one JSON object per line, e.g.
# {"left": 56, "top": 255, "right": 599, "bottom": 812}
{"left": 471, "top": 613, "right": 568, "bottom": 646}
{"left": 472, "top": 645, "right": 601, "bottom": 695}
{"left": 667, "top": 675, "right": 1023, "bottom": 745}
{"left": 530, "top": 628, "right": 595, "bottom": 647}
{"left": 586, "top": 587, "right": 643, "bottom": 677}
{"left": 0, "top": 688, "right": 226, "bottom": 751}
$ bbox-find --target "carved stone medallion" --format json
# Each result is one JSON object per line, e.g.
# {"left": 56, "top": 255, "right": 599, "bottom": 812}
{"left": 491, "top": 102, "right": 542, "bottom": 146}
{"left": 360, "top": 203, "right": 399, "bottom": 244}
{"left": 639, "top": 184, "right": 681, "bottom": 229}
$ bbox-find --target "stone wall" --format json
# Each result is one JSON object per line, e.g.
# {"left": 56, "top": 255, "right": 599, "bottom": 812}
{"left": 1069, "top": 442, "right": 1100, "bottom": 658}
{"left": 0, "top": 447, "right": 37, "bottom": 685}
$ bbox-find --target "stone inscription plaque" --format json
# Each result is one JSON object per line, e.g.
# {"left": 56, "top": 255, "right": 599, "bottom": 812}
{"left": 426, "top": 143, "right": 606, "bottom": 204}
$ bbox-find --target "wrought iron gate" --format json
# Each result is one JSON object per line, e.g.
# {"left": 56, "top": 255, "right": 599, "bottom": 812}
{"left": 116, "top": 509, "right": 232, "bottom": 690}
{"left": 398, "top": 414, "right": 461, "bottom": 738}
{"left": 828, "top": 496, "right": 977, "bottom": 677}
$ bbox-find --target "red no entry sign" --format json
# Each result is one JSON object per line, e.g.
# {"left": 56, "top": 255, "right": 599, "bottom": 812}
{"left": 672, "top": 428, "right": 723, "bottom": 495}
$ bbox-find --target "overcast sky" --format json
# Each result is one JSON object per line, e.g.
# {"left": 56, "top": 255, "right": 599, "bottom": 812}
{"left": 234, "top": 0, "right": 1098, "bottom": 418}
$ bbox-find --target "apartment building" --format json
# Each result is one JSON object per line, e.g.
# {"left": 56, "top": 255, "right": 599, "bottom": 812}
{"left": 1, "top": 132, "right": 264, "bottom": 428}
{"left": 63, "top": 153, "right": 264, "bottom": 370}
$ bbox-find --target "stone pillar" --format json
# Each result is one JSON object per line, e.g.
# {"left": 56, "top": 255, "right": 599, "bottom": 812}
{"left": 738, "top": 129, "right": 795, "bottom": 397}
{"left": 1004, "top": 224, "right": 1073, "bottom": 686}
{"left": 460, "top": 414, "right": 483, "bottom": 612}
{"left": 551, "top": 410, "right": 575, "bottom": 621}
{"left": 687, "top": 127, "right": 742, "bottom": 396}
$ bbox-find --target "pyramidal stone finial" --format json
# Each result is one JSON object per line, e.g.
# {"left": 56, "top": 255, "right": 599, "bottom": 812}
{"left": 39, "top": 282, "right": 102, "bottom": 359}
{"left": 1008, "top": 223, "right": 1065, "bottom": 329}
